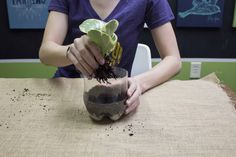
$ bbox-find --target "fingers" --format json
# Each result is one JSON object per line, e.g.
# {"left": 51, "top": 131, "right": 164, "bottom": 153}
{"left": 83, "top": 37, "right": 105, "bottom": 65}
{"left": 126, "top": 87, "right": 140, "bottom": 107}
{"left": 70, "top": 45, "right": 94, "bottom": 76}
{"left": 125, "top": 98, "right": 140, "bottom": 114}
{"left": 74, "top": 37, "right": 100, "bottom": 69}
{"left": 125, "top": 78, "right": 142, "bottom": 114}
{"left": 66, "top": 48, "right": 90, "bottom": 76}
{"left": 127, "top": 79, "right": 137, "bottom": 97}
{"left": 77, "top": 46, "right": 99, "bottom": 70}
{"left": 126, "top": 79, "right": 141, "bottom": 106}
{"left": 68, "top": 35, "right": 104, "bottom": 76}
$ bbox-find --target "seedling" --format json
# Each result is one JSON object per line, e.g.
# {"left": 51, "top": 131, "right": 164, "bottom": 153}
{"left": 79, "top": 19, "right": 122, "bottom": 83}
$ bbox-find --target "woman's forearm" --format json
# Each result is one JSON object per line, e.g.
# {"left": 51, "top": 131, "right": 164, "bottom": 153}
{"left": 39, "top": 41, "right": 72, "bottom": 67}
{"left": 134, "top": 55, "right": 182, "bottom": 93}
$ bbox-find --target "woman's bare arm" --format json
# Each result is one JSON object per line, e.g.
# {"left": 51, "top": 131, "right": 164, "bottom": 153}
{"left": 39, "top": 11, "right": 71, "bottom": 67}
{"left": 126, "top": 22, "right": 182, "bottom": 114}
{"left": 133, "top": 22, "right": 182, "bottom": 93}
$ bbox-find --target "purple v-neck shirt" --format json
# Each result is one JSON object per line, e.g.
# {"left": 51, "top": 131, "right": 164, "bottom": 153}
{"left": 48, "top": 0, "right": 174, "bottom": 78}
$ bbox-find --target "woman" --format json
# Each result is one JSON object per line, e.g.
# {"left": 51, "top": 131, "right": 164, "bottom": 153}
{"left": 39, "top": 0, "right": 182, "bottom": 115}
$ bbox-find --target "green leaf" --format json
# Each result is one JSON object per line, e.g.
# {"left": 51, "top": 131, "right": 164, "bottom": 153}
{"left": 79, "top": 19, "right": 119, "bottom": 57}
{"left": 87, "top": 30, "right": 117, "bottom": 56}
{"left": 79, "top": 19, "right": 105, "bottom": 34}
{"left": 101, "top": 19, "right": 119, "bottom": 36}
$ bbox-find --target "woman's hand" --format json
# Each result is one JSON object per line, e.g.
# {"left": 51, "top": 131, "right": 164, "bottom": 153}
{"left": 125, "top": 78, "right": 142, "bottom": 114}
{"left": 66, "top": 35, "right": 105, "bottom": 77}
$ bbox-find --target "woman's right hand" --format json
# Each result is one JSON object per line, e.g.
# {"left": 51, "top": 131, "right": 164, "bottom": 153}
{"left": 66, "top": 35, "right": 105, "bottom": 77}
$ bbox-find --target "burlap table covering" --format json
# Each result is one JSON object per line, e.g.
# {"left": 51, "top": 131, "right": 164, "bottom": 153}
{"left": 0, "top": 75, "right": 235, "bottom": 157}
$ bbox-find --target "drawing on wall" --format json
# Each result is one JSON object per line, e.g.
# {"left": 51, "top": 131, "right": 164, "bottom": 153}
{"left": 6, "top": 0, "right": 50, "bottom": 29}
{"left": 176, "top": 0, "right": 225, "bottom": 27}
{"left": 233, "top": 0, "right": 236, "bottom": 27}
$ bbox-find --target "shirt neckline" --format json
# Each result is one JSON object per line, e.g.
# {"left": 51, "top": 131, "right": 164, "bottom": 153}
{"left": 86, "top": 0, "right": 123, "bottom": 21}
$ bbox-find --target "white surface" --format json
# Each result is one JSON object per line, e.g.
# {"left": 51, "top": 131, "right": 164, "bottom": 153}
{"left": 190, "top": 62, "right": 202, "bottom": 78}
{"left": 152, "top": 58, "right": 236, "bottom": 62}
{"left": 131, "top": 43, "right": 152, "bottom": 76}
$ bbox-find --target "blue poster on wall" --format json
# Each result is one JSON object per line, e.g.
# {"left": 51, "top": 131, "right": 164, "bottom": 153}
{"left": 176, "top": 0, "right": 225, "bottom": 27}
{"left": 6, "top": 0, "right": 50, "bottom": 29}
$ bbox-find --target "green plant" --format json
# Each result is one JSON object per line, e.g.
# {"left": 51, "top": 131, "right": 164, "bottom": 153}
{"left": 79, "top": 19, "right": 121, "bottom": 83}
{"left": 79, "top": 19, "right": 119, "bottom": 57}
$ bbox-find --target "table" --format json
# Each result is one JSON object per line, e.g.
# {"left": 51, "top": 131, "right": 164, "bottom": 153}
{"left": 0, "top": 75, "right": 236, "bottom": 157}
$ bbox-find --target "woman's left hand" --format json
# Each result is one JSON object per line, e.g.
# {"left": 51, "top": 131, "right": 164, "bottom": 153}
{"left": 125, "top": 78, "right": 142, "bottom": 114}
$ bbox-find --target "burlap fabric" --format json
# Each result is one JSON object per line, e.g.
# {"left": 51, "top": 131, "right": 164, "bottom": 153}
{"left": 0, "top": 75, "right": 235, "bottom": 157}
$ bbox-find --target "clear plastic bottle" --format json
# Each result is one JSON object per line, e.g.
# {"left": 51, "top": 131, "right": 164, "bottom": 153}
{"left": 83, "top": 67, "right": 128, "bottom": 121}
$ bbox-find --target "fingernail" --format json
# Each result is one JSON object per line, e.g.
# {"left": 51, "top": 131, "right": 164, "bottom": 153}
{"left": 100, "top": 59, "right": 105, "bottom": 65}
{"left": 129, "top": 91, "right": 132, "bottom": 96}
